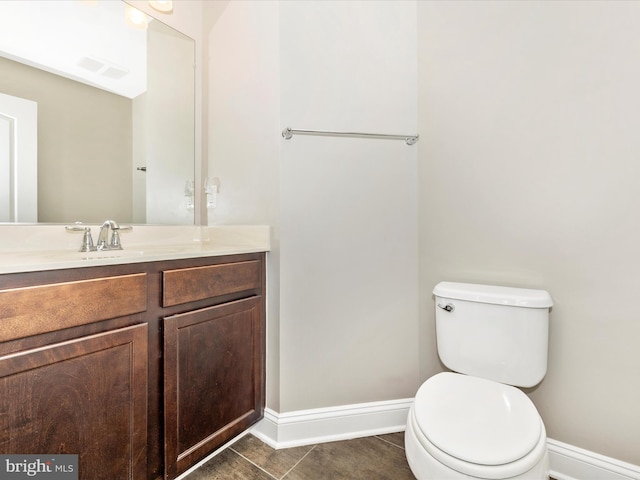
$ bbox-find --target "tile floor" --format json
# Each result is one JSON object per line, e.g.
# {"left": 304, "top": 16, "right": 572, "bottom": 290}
{"left": 184, "top": 432, "right": 415, "bottom": 480}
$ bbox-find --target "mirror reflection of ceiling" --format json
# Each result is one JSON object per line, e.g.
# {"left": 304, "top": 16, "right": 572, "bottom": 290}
{"left": 0, "top": 1, "right": 147, "bottom": 99}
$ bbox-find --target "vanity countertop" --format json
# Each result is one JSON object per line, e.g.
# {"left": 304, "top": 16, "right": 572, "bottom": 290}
{"left": 0, "top": 225, "right": 270, "bottom": 274}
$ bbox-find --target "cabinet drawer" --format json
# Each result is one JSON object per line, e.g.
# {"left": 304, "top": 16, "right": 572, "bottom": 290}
{"left": 162, "top": 260, "right": 261, "bottom": 307}
{"left": 0, "top": 273, "right": 147, "bottom": 342}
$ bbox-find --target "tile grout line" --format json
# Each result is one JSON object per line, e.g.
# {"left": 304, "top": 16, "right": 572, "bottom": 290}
{"left": 374, "top": 435, "right": 406, "bottom": 451}
{"left": 229, "top": 447, "right": 280, "bottom": 480}
{"left": 280, "top": 444, "right": 318, "bottom": 480}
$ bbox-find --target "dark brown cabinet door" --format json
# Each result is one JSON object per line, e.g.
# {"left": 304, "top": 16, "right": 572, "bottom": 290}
{"left": 163, "top": 296, "right": 265, "bottom": 479}
{"left": 0, "top": 324, "right": 148, "bottom": 479}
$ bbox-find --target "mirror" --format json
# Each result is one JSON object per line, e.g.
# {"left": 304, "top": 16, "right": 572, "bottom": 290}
{"left": 0, "top": 0, "right": 195, "bottom": 224}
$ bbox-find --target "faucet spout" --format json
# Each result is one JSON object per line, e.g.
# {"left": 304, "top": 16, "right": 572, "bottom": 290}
{"left": 96, "top": 220, "right": 113, "bottom": 250}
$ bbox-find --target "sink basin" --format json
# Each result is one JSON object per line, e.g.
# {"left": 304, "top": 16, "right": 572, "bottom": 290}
{"left": 78, "top": 246, "right": 182, "bottom": 260}
{"left": 0, "top": 247, "right": 184, "bottom": 266}
{"left": 79, "top": 249, "right": 145, "bottom": 260}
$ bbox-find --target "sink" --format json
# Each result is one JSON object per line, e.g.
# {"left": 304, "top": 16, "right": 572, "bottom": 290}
{"left": 78, "top": 246, "right": 182, "bottom": 261}
{"left": 79, "top": 249, "right": 146, "bottom": 260}
{"left": 0, "top": 247, "right": 184, "bottom": 266}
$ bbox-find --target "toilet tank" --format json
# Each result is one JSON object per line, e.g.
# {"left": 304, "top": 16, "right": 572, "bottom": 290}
{"left": 433, "top": 282, "right": 553, "bottom": 388}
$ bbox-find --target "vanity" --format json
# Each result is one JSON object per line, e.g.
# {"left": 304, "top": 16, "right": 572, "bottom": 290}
{"left": 0, "top": 225, "right": 269, "bottom": 480}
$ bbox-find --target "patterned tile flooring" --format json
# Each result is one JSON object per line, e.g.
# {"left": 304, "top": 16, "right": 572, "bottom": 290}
{"left": 184, "top": 432, "right": 415, "bottom": 480}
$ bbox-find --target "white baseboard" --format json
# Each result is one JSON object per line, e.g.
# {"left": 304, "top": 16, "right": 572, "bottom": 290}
{"left": 548, "top": 438, "right": 640, "bottom": 480}
{"left": 251, "top": 398, "right": 413, "bottom": 449}
{"left": 251, "top": 399, "right": 640, "bottom": 480}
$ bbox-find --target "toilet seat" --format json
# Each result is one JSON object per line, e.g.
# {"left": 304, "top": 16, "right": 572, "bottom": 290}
{"left": 411, "top": 372, "right": 547, "bottom": 479}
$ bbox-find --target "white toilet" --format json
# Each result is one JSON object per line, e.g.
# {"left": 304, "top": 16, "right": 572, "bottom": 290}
{"left": 405, "top": 281, "right": 553, "bottom": 480}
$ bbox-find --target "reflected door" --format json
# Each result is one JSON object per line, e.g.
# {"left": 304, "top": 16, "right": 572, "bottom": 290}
{"left": 0, "top": 92, "right": 37, "bottom": 222}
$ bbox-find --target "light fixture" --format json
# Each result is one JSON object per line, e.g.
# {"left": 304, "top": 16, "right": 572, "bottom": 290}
{"left": 125, "top": 4, "right": 148, "bottom": 30}
{"left": 148, "top": 0, "right": 173, "bottom": 13}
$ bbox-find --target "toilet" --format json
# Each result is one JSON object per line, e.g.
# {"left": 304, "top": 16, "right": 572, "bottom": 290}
{"left": 405, "top": 281, "right": 553, "bottom": 480}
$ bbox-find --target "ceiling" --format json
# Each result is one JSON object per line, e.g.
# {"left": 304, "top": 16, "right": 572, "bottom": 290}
{"left": 0, "top": 0, "right": 147, "bottom": 99}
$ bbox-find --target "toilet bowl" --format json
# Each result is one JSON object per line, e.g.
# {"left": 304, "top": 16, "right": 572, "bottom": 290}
{"left": 405, "top": 372, "right": 549, "bottom": 479}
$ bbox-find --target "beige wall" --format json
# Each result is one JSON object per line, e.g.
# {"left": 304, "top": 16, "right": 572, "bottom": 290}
{"left": 418, "top": 0, "right": 640, "bottom": 465}
{"left": 277, "top": 1, "right": 419, "bottom": 412}
{"left": 0, "top": 56, "right": 132, "bottom": 223}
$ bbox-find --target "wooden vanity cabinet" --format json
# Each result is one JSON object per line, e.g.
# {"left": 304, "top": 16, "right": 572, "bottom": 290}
{"left": 0, "top": 252, "right": 266, "bottom": 480}
{"left": 161, "top": 259, "right": 265, "bottom": 479}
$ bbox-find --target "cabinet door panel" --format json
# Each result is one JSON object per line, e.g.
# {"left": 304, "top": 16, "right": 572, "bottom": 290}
{"left": 164, "top": 296, "right": 264, "bottom": 478}
{"left": 0, "top": 324, "right": 148, "bottom": 480}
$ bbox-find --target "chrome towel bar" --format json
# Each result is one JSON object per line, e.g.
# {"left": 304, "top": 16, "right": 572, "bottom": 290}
{"left": 281, "top": 127, "right": 419, "bottom": 146}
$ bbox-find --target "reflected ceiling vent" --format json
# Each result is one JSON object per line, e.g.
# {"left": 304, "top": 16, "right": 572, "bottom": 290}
{"left": 77, "top": 56, "right": 130, "bottom": 80}
{"left": 77, "top": 56, "right": 103, "bottom": 72}
{"left": 101, "top": 65, "right": 129, "bottom": 79}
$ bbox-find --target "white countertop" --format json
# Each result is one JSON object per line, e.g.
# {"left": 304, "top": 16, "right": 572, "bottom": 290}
{"left": 0, "top": 225, "right": 270, "bottom": 274}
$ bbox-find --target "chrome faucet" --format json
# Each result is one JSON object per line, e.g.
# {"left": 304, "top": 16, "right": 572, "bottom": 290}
{"left": 96, "top": 220, "right": 131, "bottom": 251}
{"left": 67, "top": 221, "right": 132, "bottom": 252}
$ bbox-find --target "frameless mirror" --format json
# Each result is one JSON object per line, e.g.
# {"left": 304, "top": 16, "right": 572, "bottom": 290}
{"left": 0, "top": 0, "right": 195, "bottom": 224}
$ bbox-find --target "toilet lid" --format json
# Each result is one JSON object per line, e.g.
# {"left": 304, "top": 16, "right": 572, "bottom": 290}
{"left": 413, "top": 372, "right": 542, "bottom": 466}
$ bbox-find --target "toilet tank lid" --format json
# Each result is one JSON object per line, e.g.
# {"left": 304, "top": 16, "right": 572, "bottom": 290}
{"left": 433, "top": 282, "right": 553, "bottom": 308}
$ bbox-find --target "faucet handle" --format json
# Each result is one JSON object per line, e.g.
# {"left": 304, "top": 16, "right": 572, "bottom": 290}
{"left": 109, "top": 224, "right": 132, "bottom": 250}
{"left": 65, "top": 223, "right": 96, "bottom": 252}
